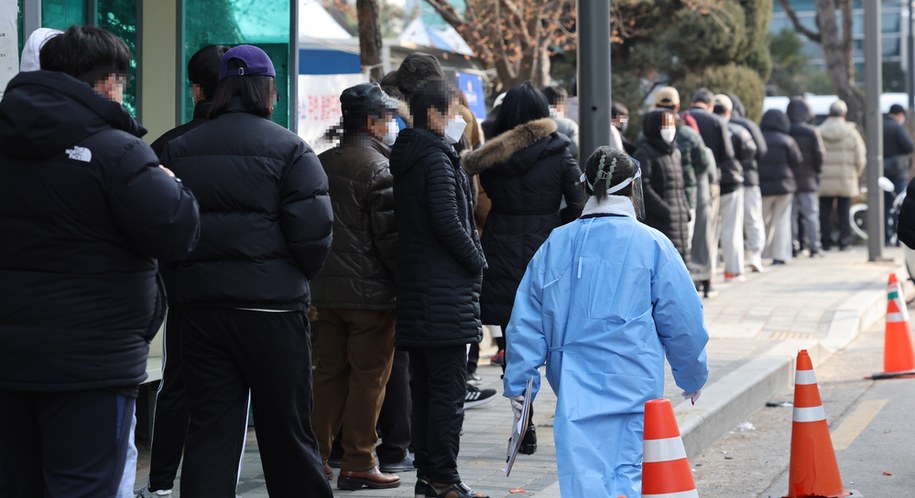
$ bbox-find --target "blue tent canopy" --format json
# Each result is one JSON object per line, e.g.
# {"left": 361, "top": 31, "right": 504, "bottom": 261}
{"left": 299, "top": 49, "right": 361, "bottom": 75}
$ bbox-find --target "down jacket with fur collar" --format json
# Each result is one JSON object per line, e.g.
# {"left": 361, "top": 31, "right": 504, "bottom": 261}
{"left": 462, "top": 117, "right": 584, "bottom": 326}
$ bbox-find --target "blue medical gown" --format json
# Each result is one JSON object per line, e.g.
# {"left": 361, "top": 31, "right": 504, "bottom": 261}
{"left": 503, "top": 214, "right": 709, "bottom": 498}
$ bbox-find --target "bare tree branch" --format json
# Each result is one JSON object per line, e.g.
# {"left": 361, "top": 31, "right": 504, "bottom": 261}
{"left": 778, "top": 0, "right": 822, "bottom": 42}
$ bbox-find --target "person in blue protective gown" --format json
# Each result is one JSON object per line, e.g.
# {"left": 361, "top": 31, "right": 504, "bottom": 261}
{"left": 502, "top": 146, "right": 709, "bottom": 497}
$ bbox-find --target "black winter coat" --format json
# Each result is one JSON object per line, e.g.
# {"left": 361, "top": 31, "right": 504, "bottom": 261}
{"left": 786, "top": 99, "right": 825, "bottom": 192}
{"left": 689, "top": 106, "right": 742, "bottom": 193}
{"left": 883, "top": 116, "right": 915, "bottom": 179}
{"left": 730, "top": 115, "right": 767, "bottom": 187}
{"left": 727, "top": 121, "right": 757, "bottom": 188}
{"left": 462, "top": 118, "right": 584, "bottom": 326}
{"left": 759, "top": 109, "right": 803, "bottom": 196}
{"left": 0, "top": 71, "right": 200, "bottom": 391}
{"left": 151, "top": 101, "right": 210, "bottom": 159}
{"left": 633, "top": 113, "right": 691, "bottom": 260}
{"left": 311, "top": 134, "right": 397, "bottom": 310}
{"left": 161, "top": 99, "right": 333, "bottom": 310}
{"left": 897, "top": 177, "right": 915, "bottom": 248}
{"left": 390, "top": 128, "right": 486, "bottom": 348}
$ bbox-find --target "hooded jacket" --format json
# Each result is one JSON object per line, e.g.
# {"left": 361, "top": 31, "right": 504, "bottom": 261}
{"left": 161, "top": 98, "right": 333, "bottom": 310}
{"left": 727, "top": 120, "right": 758, "bottom": 188}
{"left": 462, "top": 117, "right": 584, "bottom": 326}
{"left": 729, "top": 114, "right": 767, "bottom": 187}
{"left": 390, "top": 127, "right": 486, "bottom": 347}
{"left": 688, "top": 106, "right": 741, "bottom": 192}
{"left": 817, "top": 116, "right": 866, "bottom": 198}
{"left": 786, "top": 99, "right": 825, "bottom": 192}
{"left": 310, "top": 133, "right": 397, "bottom": 310}
{"left": 0, "top": 70, "right": 200, "bottom": 391}
{"left": 633, "top": 111, "right": 691, "bottom": 260}
{"left": 758, "top": 109, "right": 803, "bottom": 196}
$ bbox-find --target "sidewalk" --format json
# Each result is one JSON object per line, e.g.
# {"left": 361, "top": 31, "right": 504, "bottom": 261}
{"left": 134, "top": 246, "right": 911, "bottom": 497}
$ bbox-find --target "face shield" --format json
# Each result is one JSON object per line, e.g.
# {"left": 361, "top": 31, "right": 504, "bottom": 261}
{"left": 581, "top": 156, "right": 646, "bottom": 220}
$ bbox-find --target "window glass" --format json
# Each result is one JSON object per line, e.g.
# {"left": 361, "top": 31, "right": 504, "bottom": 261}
{"left": 42, "top": 0, "right": 86, "bottom": 30}
{"left": 182, "top": 0, "right": 290, "bottom": 127}
{"left": 97, "top": 0, "right": 138, "bottom": 117}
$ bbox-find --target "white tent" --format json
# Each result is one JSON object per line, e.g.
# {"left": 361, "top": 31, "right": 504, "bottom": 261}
{"left": 299, "top": 0, "right": 353, "bottom": 41}
{"left": 399, "top": 17, "right": 473, "bottom": 56}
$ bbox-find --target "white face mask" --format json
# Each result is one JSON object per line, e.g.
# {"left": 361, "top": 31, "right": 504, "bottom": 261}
{"left": 382, "top": 119, "right": 399, "bottom": 146}
{"left": 660, "top": 127, "right": 677, "bottom": 143}
{"left": 444, "top": 115, "right": 467, "bottom": 144}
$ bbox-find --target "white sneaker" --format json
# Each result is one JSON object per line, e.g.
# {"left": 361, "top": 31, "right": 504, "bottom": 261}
{"left": 135, "top": 488, "right": 172, "bottom": 497}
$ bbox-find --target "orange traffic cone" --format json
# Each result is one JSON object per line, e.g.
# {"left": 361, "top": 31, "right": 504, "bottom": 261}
{"left": 642, "top": 399, "right": 698, "bottom": 498}
{"left": 786, "top": 350, "right": 850, "bottom": 498}
{"left": 873, "top": 273, "right": 915, "bottom": 379}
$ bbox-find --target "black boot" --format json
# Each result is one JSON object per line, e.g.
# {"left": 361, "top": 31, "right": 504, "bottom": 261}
{"left": 519, "top": 423, "right": 537, "bottom": 455}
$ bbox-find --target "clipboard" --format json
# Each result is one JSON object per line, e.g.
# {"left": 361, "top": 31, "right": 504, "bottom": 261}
{"left": 505, "top": 375, "right": 534, "bottom": 476}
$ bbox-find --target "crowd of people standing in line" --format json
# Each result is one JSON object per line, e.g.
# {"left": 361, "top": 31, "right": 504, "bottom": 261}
{"left": 5, "top": 21, "right": 912, "bottom": 498}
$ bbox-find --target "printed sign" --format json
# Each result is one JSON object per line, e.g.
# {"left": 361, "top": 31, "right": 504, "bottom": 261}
{"left": 297, "top": 73, "right": 369, "bottom": 154}
{"left": 0, "top": 0, "right": 19, "bottom": 98}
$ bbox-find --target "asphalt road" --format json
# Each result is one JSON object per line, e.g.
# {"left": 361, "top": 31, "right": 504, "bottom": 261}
{"left": 690, "top": 304, "right": 915, "bottom": 497}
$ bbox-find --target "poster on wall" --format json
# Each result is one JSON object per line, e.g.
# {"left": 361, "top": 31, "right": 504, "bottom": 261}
{"left": 297, "top": 73, "right": 368, "bottom": 154}
{"left": 0, "top": 0, "right": 19, "bottom": 99}
{"left": 457, "top": 72, "right": 486, "bottom": 121}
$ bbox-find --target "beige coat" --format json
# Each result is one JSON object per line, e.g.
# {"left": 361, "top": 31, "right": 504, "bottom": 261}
{"left": 817, "top": 116, "right": 866, "bottom": 197}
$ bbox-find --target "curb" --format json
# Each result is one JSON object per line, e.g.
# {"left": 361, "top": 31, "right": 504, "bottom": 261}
{"left": 532, "top": 263, "right": 911, "bottom": 497}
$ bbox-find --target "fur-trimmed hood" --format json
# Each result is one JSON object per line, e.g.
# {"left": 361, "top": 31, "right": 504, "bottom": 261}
{"left": 462, "top": 118, "right": 565, "bottom": 175}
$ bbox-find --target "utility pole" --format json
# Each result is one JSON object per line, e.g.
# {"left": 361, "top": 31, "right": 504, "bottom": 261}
{"left": 576, "top": 0, "right": 611, "bottom": 165}
{"left": 866, "top": 1, "right": 885, "bottom": 261}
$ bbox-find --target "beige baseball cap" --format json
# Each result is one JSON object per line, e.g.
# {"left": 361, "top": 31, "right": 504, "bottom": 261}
{"left": 654, "top": 86, "right": 680, "bottom": 109}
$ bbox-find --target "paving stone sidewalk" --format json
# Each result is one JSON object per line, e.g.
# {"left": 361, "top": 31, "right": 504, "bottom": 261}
{"left": 134, "top": 246, "right": 908, "bottom": 497}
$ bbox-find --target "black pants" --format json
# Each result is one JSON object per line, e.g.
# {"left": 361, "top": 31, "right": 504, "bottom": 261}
{"left": 0, "top": 389, "right": 134, "bottom": 497}
{"left": 409, "top": 345, "right": 467, "bottom": 484}
{"left": 179, "top": 308, "right": 332, "bottom": 498}
{"left": 819, "top": 196, "right": 851, "bottom": 249}
{"left": 147, "top": 307, "right": 187, "bottom": 492}
{"left": 376, "top": 348, "right": 412, "bottom": 464}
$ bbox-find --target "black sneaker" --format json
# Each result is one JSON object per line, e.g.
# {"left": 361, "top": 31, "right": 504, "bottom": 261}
{"left": 464, "top": 385, "right": 496, "bottom": 409}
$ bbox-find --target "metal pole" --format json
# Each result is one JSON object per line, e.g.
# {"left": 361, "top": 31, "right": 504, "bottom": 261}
{"left": 289, "top": 0, "right": 299, "bottom": 133}
{"left": 866, "top": 1, "right": 885, "bottom": 261}
{"left": 576, "top": 0, "right": 611, "bottom": 165}
{"left": 22, "top": 0, "right": 41, "bottom": 38}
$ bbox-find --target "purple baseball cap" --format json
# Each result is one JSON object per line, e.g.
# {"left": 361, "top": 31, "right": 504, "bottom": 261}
{"left": 218, "top": 44, "right": 276, "bottom": 81}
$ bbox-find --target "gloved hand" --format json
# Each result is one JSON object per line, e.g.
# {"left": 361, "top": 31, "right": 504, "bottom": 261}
{"left": 510, "top": 395, "right": 525, "bottom": 428}
{"left": 682, "top": 390, "right": 701, "bottom": 405}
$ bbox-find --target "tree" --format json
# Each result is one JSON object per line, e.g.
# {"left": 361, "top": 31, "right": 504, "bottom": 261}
{"left": 356, "top": 0, "right": 384, "bottom": 81}
{"left": 610, "top": 0, "right": 772, "bottom": 121}
{"left": 423, "top": 0, "right": 576, "bottom": 91}
{"left": 777, "top": 0, "right": 863, "bottom": 126}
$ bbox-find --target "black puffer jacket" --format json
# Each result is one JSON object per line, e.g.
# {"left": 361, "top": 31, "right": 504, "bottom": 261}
{"left": 0, "top": 71, "right": 200, "bottom": 391}
{"left": 758, "top": 109, "right": 803, "bottom": 196}
{"left": 161, "top": 99, "right": 333, "bottom": 310}
{"left": 730, "top": 114, "right": 767, "bottom": 187}
{"left": 462, "top": 118, "right": 584, "bottom": 326}
{"left": 898, "top": 177, "right": 915, "bottom": 248}
{"left": 633, "top": 111, "right": 691, "bottom": 259}
{"left": 390, "top": 128, "right": 486, "bottom": 348}
{"left": 786, "top": 98, "right": 825, "bottom": 192}
{"left": 151, "top": 101, "right": 210, "bottom": 159}
{"left": 728, "top": 120, "right": 758, "bottom": 187}
{"left": 688, "top": 106, "right": 742, "bottom": 192}
{"left": 311, "top": 134, "right": 397, "bottom": 310}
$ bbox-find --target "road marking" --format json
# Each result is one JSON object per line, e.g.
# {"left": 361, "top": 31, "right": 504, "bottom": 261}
{"left": 830, "top": 399, "right": 889, "bottom": 450}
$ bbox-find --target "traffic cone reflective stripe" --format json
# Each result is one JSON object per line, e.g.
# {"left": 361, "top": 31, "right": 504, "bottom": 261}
{"left": 642, "top": 399, "right": 699, "bottom": 498}
{"left": 787, "top": 350, "right": 849, "bottom": 498}
{"left": 881, "top": 273, "right": 915, "bottom": 374}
